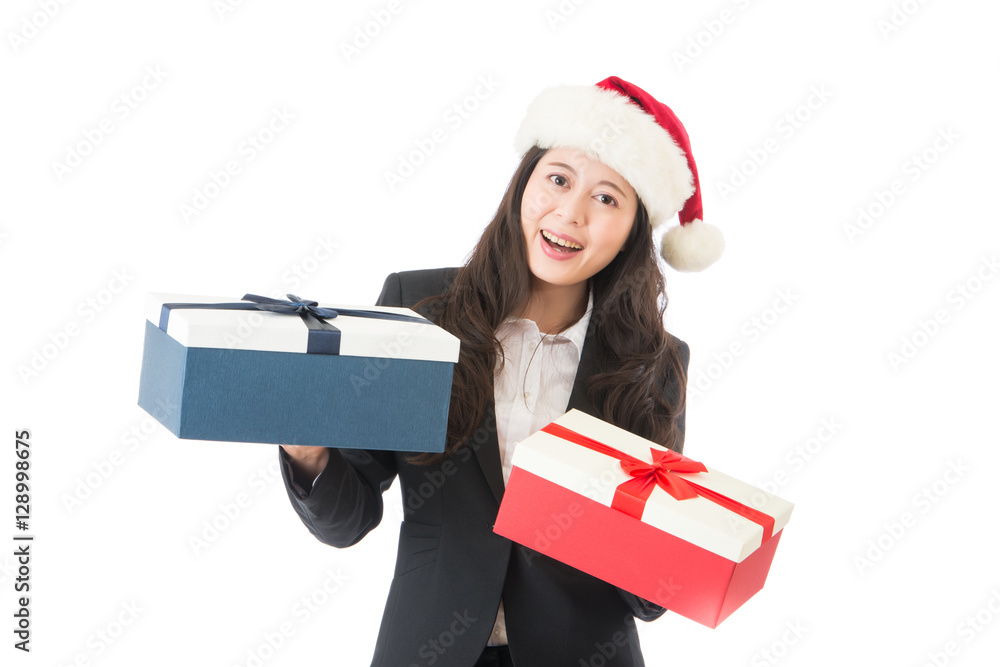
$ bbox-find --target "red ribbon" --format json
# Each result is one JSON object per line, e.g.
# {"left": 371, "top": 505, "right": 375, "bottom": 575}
{"left": 540, "top": 422, "right": 774, "bottom": 541}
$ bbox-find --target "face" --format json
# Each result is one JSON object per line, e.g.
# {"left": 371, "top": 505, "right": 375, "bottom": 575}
{"left": 520, "top": 147, "right": 637, "bottom": 293}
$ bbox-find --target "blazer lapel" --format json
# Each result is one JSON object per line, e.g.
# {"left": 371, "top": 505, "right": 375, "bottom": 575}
{"left": 566, "top": 317, "right": 600, "bottom": 417}
{"left": 474, "top": 385, "right": 506, "bottom": 506}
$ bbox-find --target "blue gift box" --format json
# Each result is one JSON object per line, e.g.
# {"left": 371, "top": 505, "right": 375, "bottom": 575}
{"left": 137, "top": 293, "right": 460, "bottom": 452}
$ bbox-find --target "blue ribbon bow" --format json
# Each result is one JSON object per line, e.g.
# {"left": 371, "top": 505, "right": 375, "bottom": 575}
{"left": 158, "top": 293, "right": 431, "bottom": 355}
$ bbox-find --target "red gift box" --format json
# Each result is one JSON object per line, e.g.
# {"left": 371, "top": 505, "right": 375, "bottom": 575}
{"left": 493, "top": 410, "right": 793, "bottom": 628}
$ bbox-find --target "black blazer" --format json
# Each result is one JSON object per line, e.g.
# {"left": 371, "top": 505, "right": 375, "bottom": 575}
{"left": 279, "top": 268, "right": 690, "bottom": 667}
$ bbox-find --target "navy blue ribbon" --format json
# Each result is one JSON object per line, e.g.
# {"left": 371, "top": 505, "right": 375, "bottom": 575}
{"left": 158, "top": 293, "right": 431, "bottom": 355}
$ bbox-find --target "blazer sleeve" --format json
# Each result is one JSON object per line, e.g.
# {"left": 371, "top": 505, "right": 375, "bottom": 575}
{"left": 671, "top": 338, "right": 691, "bottom": 454}
{"left": 618, "top": 336, "right": 691, "bottom": 621}
{"left": 277, "top": 273, "right": 407, "bottom": 548}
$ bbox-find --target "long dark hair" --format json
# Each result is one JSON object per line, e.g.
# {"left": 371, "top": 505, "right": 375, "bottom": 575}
{"left": 409, "top": 145, "right": 687, "bottom": 464}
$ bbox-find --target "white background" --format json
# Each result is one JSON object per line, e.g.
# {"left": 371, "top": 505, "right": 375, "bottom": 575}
{"left": 3, "top": 1, "right": 999, "bottom": 665}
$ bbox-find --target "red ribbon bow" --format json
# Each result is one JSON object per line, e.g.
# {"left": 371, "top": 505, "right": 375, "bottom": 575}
{"left": 618, "top": 447, "right": 708, "bottom": 507}
{"left": 540, "top": 422, "right": 774, "bottom": 540}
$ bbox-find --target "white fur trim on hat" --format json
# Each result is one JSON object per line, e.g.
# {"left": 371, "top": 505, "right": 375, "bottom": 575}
{"left": 660, "top": 219, "right": 725, "bottom": 272}
{"left": 514, "top": 85, "right": 694, "bottom": 227}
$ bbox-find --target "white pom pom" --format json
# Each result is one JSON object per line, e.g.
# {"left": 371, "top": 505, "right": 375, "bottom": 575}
{"left": 660, "top": 219, "right": 725, "bottom": 272}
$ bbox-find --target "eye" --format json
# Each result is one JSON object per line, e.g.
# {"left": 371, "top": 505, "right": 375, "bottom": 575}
{"left": 547, "top": 174, "right": 568, "bottom": 187}
{"left": 595, "top": 193, "right": 618, "bottom": 207}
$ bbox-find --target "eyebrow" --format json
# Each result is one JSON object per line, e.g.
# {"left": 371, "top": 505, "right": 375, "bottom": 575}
{"left": 547, "top": 161, "right": 630, "bottom": 200}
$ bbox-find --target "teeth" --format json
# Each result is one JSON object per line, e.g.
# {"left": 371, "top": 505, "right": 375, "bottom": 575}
{"left": 541, "top": 230, "right": 582, "bottom": 249}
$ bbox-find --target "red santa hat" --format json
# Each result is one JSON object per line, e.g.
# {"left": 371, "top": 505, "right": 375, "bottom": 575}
{"left": 514, "top": 76, "right": 724, "bottom": 272}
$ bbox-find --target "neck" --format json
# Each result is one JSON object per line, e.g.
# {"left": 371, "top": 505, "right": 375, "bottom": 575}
{"left": 517, "top": 279, "right": 589, "bottom": 334}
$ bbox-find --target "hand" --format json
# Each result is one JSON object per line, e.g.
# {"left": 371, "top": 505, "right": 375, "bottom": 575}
{"left": 280, "top": 445, "right": 330, "bottom": 485}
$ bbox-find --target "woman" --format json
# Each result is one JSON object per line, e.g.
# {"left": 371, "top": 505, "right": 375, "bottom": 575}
{"left": 279, "top": 76, "right": 724, "bottom": 666}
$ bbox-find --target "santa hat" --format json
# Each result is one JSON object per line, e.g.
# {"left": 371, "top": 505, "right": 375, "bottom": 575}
{"left": 514, "top": 76, "right": 724, "bottom": 272}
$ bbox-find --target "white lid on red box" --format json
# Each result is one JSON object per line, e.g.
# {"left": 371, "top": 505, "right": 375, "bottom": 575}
{"left": 145, "top": 292, "right": 460, "bottom": 363}
{"left": 509, "top": 409, "right": 794, "bottom": 563}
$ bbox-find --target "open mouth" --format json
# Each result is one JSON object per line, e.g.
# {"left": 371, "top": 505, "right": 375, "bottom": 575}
{"left": 541, "top": 229, "right": 583, "bottom": 253}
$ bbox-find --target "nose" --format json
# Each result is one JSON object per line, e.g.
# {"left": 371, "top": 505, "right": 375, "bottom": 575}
{"left": 553, "top": 190, "right": 588, "bottom": 226}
